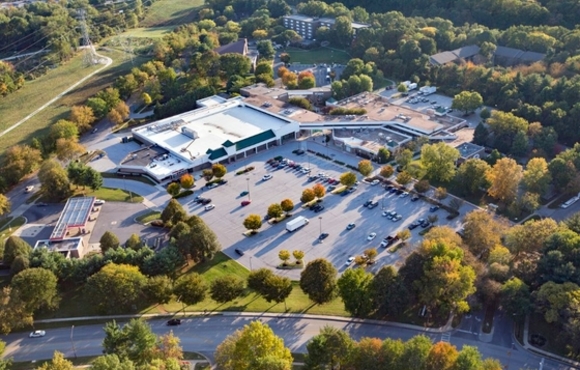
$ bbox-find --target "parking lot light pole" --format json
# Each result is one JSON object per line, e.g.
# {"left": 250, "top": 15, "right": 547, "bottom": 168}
{"left": 319, "top": 216, "right": 322, "bottom": 235}
{"left": 246, "top": 178, "right": 250, "bottom": 200}
{"left": 70, "top": 325, "right": 77, "bottom": 358}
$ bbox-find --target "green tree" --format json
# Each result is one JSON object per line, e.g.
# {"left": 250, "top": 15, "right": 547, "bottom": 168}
{"left": 267, "top": 203, "right": 283, "bottom": 219}
{"left": 210, "top": 275, "right": 245, "bottom": 303}
{"left": 455, "top": 158, "right": 491, "bottom": 195}
{"left": 10, "top": 255, "right": 29, "bottom": 275}
{"left": 397, "top": 334, "right": 432, "bottom": 369}
{"left": 248, "top": 268, "right": 275, "bottom": 293}
{"left": 473, "top": 122, "right": 490, "bottom": 145}
{"left": 3, "top": 235, "right": 32, "bottom": 266}
{"left": 212, "top": 163, "right": 227, "bottom": 178}
{"left": 173, "top": 273, "right": 208, "bottom": 306}
{"left": 451, "top": 91, "right": 483, "bottom": 115}
{"left": 0, "top": 194, "right": 10, "bottom": 217}
{"left": 500, "top": 278, "right": 531, "bottom": 319}
{"left": 102, "top": 319, "right": 157, "bottom": 366}
{"left": 549, "top": 158, "right": 576, "bottom": 191}
{"left": 395, "top": 148, "right": 413, "bottom": 169}
{"left": 397, "top": 83, "right": 408, "bottom": 93}
{"left": 463, "top": 210, "right": 508, "bottom": 257}
{"left": 397, "top": 229, "right": 412, "bottom": 244}
{"left": 523, "top": 157, "right": 552, "bottom": 195}
{"left": 47, "top": 119, "right": 79, "bottom": 149}
{"left": 280, "top": 199, "right": 294, "bottom": 214}
{"left": 85, "top": 264, "right": 147, "bottom": 314}
{"left": 179, "top": 216, "right": 221, "bottom": 262}
{"left": 279, "top": 53, "right": 290, "bottom": 64}
{"left": 36, "top": 351, "right": 73, "bottom": 370}
{"left": 38, "top": 159, "right": 72, "bottom": 201}
{"left": 11, "top": 267, "right": 59, "bottom": 312}
{"left": 100, "top": 231, "right": 120, "bottom": 253}
{"left": 334, "top": 16, "right": 353, "bottom": 47}
{"left": 220, "top": 53, "right": 252, "bottom": 77}
{"left": 91, "top": 354, "right": 135, "bottom": 370}
{"left": 510, "top": 130, "right": 529, "bottom": 157}
{"left": 370, "top": 266, "right": 408, "bottom": 316}
{"left": 358, "top": 160, "right": 373, "bottom": 176}
{"left": 339, "top": 172, "right": 357, "bottom": 187}
{"left": 215, "top": 321, "right": 292, "bottom": 370}
{"left": 243, "top": 214, "right": 262, "bottom": 233}
{"left": 486, "top": 158, "right": 523, "bottom": 203}
{"left": 87, "top": 97, "right": 109, "bottom": 118}
{"left": 480, "top": 108, "right": 491, "bottom": 120}
{"left": 145, "top": 275, "right": 173, "bottom": 304}
{"left": 396, "top": 171, "right": 412, "bottom": 185}
{"left": 257, "top": 40, "right": 276, "bottom": 59}
{"left": 420, "top": 143, "right": 460, "bottom": 183}
{"left": 261, "top": 275, "right": 293, "bottom": 308}
{"left": 69, "top": 105, "right": 96, "bottom": 133}
{"left": 414, "top": 179, "right": 430, "bottom": 193}
{"left": 167, "top": 182, "right": 181, "bottom": 197}
{"left": 337, "top": 268, "right": 373, "bottom": 317}
{"left": 293, "top": 250, "right": 305, "bottom": 262}
{"left": 202, "top": 169, "right": 214, "bottom": 182}
{"left": 1, "top": 145, "right": 42, "bottom": 185}
{"left": 96, "top": 87, "right": 121, "bottom": 111}
{"left": 125, "top": 234, "right": 142, "bottom": 250}
{"left": 299, "top": 258, "right": 337, "bottom": 304}
{"left": 161, "top": 199, "right": 186, "bottom": 226}
{"left": 300, "top": 188, "right": 316, "bottom": 203}
{"left": 454, "top": 346, "right": 483, "bottom": 370}
{"left": 377, "top": 147, "right": 391, "bottom": 164}
{"left": 304, "top": 326, "right": 354, "bottom": 370}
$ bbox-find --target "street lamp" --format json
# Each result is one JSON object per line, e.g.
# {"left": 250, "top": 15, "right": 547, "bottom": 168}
{"left": 70, "top": 325, "right": 77, "bottom": 358}
{"left": 319, "top": 216, "right": 322, "bottom": 236}
{"left": 249, "top": 256, "right": 253, "bottom": 271}
{"left": 246, "top": 178, "right": 250, "bottom": 200}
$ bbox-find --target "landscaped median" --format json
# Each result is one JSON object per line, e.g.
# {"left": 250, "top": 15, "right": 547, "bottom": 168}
{"left": 135, "top": 211, "right": 162, "bottom": 225}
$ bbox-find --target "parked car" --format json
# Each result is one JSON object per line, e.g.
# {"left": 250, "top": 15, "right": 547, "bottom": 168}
{"left": 367, "top": 232, "right": 377, "bottom": 241}
{"left": 262, "top": 174, "right": 273, "bottom": 181}
{"left": 241, "top": 200, "right": 251, "bottom": 206}
{"left": 408, "top": 221, "right": 421, "bottom": 230}
{"left": 206, "top": 183, "right": 218, "bottom": 189}
{"left": 25, "top": 185, "right": 34, "bottom": 193}
{"left": 29, "top": 330, "right": 46, "bottom": 338}
{"left": 204, "top": 204, "right": 215, "bottom": 211}
{"left": 312, "top": 204, "right": 325, "bottom": 213}
{"left": 201, "top": 198, "right": 212, "bottom": 205}
{"left": 301, "top": 167, "right": 311, "bottom": 174}
{"left": 318, "top": 233, "right": 329, "bottom": 241}
{"left": 421, "top": 221, "right": 431, "bottom": 228}
{"left": 240, "top": 191, "right": 249, "bottom": 197}
{"left": 371, "top": 180, "right": 380, "bottom": 186}
{"left": 389, "top": 187, "right": 397, "bottom": 194}
{"left": 368, "top": 201, "right": 379, "bottom": 209}
{"left": 94, "top": 199, "right": 105, "bottom": 205}
{"left": 430, "top": 205, "right": 440, "bottom": 212}
{"left": 392, "top": 214, "right": 403, "bottom": 222}
{"left": 411, "top": 196, "right": 420, "bottom": 202}
{"left": 235, "top": 248, "right": 244, "bottom": 256}
{"left": 295, "top": 149, "right": 305, "bottom": 155}
{"left": 346, "top": 223, "right": 356, "bottom": 230}
{"left": 167, "top": 319, "right": 182, "bottom": 326}
{"left": 399, "top": 192, "right": 409, "bottom": 198}
{"left": 36, "top": 202, "right": 48, "bottom": 207}
{"left": 363, "top": 200, "right": 373, "bottom": 207}
{"left": 345, "top": 256, "right": 355, "bottom": 266}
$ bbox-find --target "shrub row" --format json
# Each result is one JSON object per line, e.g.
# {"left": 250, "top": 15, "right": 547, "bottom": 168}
{"left": 329, "top": 107, "right": 367, "bottom": 115}
{"left": 235, "top": 166, "right": 255, "bottom": 175}
{"left": 346, "top": 164, "right": 358, "bottom": 171}
{"left": 333, "top": 160, "right": 345, "bottom": 165}
{"left": 314, "top": 152, "right": 333, "bottom": 160}
{"left": 173, "top": 190, "right": 194, "bottom": 199}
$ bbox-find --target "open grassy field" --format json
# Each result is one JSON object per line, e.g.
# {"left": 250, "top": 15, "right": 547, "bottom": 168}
{"left": 285, "top": 47, "right": 352, "bottom": 65}
{"left": 136, "top": 211, "right": 162, "bottom": 224}
{"left": 122, "top": 26, "right": 176, "bottom": 38}
{"left": 0, "top": 49, "right": 151, "bottom": 156}
{"left": 140, "top": 0, "right": 204, "bottom": 27}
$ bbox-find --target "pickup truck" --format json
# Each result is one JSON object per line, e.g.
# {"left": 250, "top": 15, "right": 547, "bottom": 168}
{"left": 380, "top": 235, "right": 399, "bottom": 248}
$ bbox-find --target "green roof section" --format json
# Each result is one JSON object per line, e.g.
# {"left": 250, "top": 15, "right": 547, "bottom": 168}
{"left": 208, "top": 147, "right": 227, "bottom": 160}
{"left": 222, "top": 140, "right": 235, "bottom": 147}
{"left": 236, "top": 130, "right": 275, "bottom": 151}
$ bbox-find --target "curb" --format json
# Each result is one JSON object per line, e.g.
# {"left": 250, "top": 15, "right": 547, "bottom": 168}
{"left": 33, "top": 311, "right": 453, "bottom": 333}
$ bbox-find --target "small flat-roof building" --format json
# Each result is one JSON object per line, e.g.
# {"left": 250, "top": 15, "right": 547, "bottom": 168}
{"left": 455, "top": 142, "right": 486, "bottom": 163}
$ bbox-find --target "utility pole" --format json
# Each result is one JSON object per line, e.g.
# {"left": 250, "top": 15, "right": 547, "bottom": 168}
{"left": 70, "top": 325, "right": 78, "bottom": 358}
{"left": 78, "top": 9, "right": 97, "bottom": 67}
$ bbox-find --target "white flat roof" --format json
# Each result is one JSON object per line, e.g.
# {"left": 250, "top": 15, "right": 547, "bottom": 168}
{"left": 133, "top": 100, "right": 290, "bottom": 168}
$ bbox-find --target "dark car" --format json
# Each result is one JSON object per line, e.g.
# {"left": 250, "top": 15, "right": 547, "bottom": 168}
{"left": 429, "top": 206, "right": 440, "bottom": 212}
{"left": 395, "top": 189, "right": 404, "bottom": 195}
{"left": 421, "top": 221, "right": 431, "bottom": 229}
{"left": 307, "top": 176, "right": 318, "bottom": 182}
{"left": 235, "top": 248, "right": 244, "bottom": 256}
{"left": 363, "top": 200, "right": 373, "bottom": 207}
{"left": 201, "top": 198, "right": 212, "bottom": 205}
{"left": 313, "top": 205, "right": 325, "bottom": 213}
{"left": 36, "top": 202, "right": 48, "bottom": 207}
{"left": 389, "top": 187, "right": 397, "bottom": 194}
{"left": 318, "top": 233, "right": 329, "bottom": 241}
{"left": 411, "top": 196, "right": 420, "bottom": 202}
{"left": 167, "top": 319, "right": 182, "bottom": 326}
{"left": 294, "top": 149, "right": 305, "bottom": 155}
{"left": 368, "top": 201, "right": 379, "bottom": 209}
{"left": 408, "top": 221, "right": 420, "bottom": 230}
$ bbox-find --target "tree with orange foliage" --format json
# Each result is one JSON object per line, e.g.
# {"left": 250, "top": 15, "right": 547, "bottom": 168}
{"left": 425, "top": 342, "right": 459, "bottom": 370}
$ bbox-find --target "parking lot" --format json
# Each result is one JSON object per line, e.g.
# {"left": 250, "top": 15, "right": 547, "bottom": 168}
{"left": 185, "top": 141, "right": 477, "bottom": 279}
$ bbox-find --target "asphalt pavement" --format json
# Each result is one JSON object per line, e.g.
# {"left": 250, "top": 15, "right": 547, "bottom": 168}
{"left": 1, "top": 315, "right": 572, "bottom": 369}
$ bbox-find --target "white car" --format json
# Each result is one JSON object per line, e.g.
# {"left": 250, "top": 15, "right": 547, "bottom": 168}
{"left": 345, "top": 257, "right": 355, "bottom": 266}
{"left": 262, "top": 174, "right": 273, "bottom": 181}
{"left": 29, "top": 330, "right": 46, "bottom": 338}
{"left": 301, "top": 167, "right": 311, "bottom": 174}
{"left": 25, "top": 185, "right": 34, "bottom": 193}
{"left": 367, "top": 232, "right": 377, "bottom": 241}
{"left": 94, "top": 199, "right": 105, "bottom": 205}
{"left": 204, "top": 204, "right": 215, "bottom": 211}
{"left": 371, "top": 180, "right": 380, "bottom": 186}
{"left": 399, "top": 192, "right": 409, "bottom": 198}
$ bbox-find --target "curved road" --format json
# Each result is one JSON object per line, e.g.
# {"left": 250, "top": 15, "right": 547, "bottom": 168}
{"left": 0, "top": 315, "right": 574, "bottom": 369}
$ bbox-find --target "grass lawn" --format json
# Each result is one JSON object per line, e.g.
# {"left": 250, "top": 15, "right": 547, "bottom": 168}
{"left": 0, "top": 216, "right": 26, "bottom": 243}
{"left": 285, "top": 47, "right": 352, "bottom": 65}
{"left": 101, "top": 172, "right": 157, "bottom": 186}
{"left": 0, "top": 49, "right": 151, "bottom": 156}
{"left": 73, "top": 187, "right": 144, "bottom": 203}
{"left": 140, "top": 0, "right": 204, "bottom": 27}
{"left": 373, "top": 75, "right": 395, "bottom": 90}
{"left": 136, "top": 211, "right": 162, "bottom": 224}
{"left": 121, "top": 26, "right": 176, "bottom": 38}
{"left": 528, "top": 313, "right": 569, "bottom": 357}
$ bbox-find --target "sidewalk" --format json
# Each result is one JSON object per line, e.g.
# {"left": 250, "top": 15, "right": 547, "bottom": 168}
{"left": 34, "top": 311, "right": 454, "bottom": 333}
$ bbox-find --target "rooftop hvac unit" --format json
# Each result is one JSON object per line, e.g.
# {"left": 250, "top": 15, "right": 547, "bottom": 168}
{"left": 181, "top": 127, "right": 199, "bottom": 140}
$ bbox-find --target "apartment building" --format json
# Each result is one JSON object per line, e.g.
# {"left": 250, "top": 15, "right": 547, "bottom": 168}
{"left": 282, "top": 14, "right": 369, "bottom": 40}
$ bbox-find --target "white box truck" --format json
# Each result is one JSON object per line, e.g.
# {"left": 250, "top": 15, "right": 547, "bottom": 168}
{"left": 408, "top": 82, "right": 418, "bottom": 90}
{"left": 286, "top": 216, "right": 309, "bottom": 232}
{"left": 419, "top": 86, "right": 437, "bottom": 95}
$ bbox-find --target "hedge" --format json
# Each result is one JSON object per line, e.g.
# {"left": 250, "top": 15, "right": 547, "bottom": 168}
{"left": 173, "top": 190, "right": 194, "bottom": 199}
